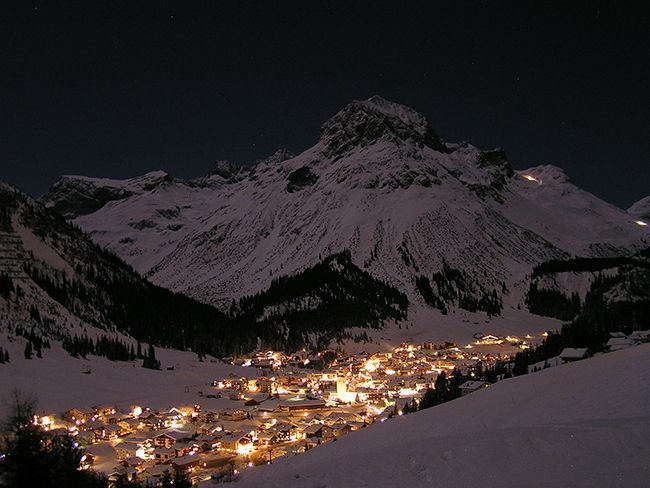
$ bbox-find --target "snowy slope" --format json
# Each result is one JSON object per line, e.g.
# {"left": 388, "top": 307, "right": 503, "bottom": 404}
{"left": 41, "top": 97, "right": 648, "bottom": 335}
{"left": 233, "top": 344, "right": 650, "bottom": 488}
{"left": 629, "top": 196, "right": 650, "bottom": 221}
{"left": 0, "top": 338, "right": 248, "bottom": 418}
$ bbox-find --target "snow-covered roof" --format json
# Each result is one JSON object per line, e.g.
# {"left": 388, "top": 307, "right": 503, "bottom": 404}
{"left": 560, "top": 348, "right": 590, "bottom": 360}
{"left": 459, "top": 380, "right": 489, "bottom": 390}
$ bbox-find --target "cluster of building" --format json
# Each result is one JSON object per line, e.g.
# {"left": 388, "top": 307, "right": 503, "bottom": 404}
{"left": 29, "top": 334, "right": 542, "bottom": 485}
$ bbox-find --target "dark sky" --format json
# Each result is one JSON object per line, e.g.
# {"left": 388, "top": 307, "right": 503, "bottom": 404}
{"left": 1, "top": 1, "right": 648, "bottom": 208}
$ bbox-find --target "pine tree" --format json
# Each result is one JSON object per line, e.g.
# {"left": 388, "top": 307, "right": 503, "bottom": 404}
{"left": 160, "top": 469, "right": 173, "bottom": 488}
{"left": 0, "top": 392, "right": 107, "bottom": 487}
{"left": 24, "top": 341, "right": 33, "bottom": 359}
{"left": 173, "top": 467, "right": 192, "bottom": 488}
{"left": 113, "top": 474, "right": 143, "bottom": 488}
{"left": 418, "top": 388, "right": 438, "bottom": 410}
{"left": 434, "top": 371, "right": 449, "bottom": 397}
{"left": 142, "top": 343, "right": 161, "bottom": 370}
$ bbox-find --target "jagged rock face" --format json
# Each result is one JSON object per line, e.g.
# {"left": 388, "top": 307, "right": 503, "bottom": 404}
{"left": 286, "top": 166, "right": 319, "bottom": 192}
{"left": 41, "top": 97, "right": 648, "bottom": 311}
{"left": 208, "top": 160, "right": 246, "bottom": 180}
{"left": 320, "top": 95, "right": 447, "bottom": 158}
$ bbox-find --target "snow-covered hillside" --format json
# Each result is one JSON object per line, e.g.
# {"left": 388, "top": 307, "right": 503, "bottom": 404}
{"left": 233, "top": 344, "right": 650, "bottom": 488}
{"left": 42, "top": 97, "right": 647, "bottom": 314}
{"left": 629, "top": 196, "right": 650, "bottom": 221}
{"left": 0, "top": 180, "right": 239, "bottom": 357}
{"left": 0, "top": 338, "right": 248, "bottom": 418}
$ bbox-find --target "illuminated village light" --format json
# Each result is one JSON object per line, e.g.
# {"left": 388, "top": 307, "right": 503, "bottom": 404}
{"left": 634, "top": 220, "right": 648, "bottom": 226}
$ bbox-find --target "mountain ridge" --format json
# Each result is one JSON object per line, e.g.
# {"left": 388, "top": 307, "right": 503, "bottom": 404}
{"left": 39, "top": 97, "right": 649, "bottom": 341}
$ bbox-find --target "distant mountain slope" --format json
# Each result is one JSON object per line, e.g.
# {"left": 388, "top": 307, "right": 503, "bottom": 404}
{"left": 3, "top": 181, "right": 412, "bottom": 353}
{"left": 41, "top": 97, "right": 648, "bottom": 340}
{"left": 629, "top": 196, "right": 650, "bottom": 221}
{"left": 235, "top": 344, "right": 650, "bottom": 488}
{"left": 0, "top": 181, "right": 242, "bottom": 356}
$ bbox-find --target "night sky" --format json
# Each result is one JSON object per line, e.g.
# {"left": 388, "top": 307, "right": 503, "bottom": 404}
{"left": 1, "top": 1, "right": 648, "bottom": 208}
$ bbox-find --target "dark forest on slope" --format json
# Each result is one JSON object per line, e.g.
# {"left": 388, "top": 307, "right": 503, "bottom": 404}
{"left": 516, "top": 251, "right": 650, "bottom": 371}
{"left": 232, "top": 251, "right": 408, "bottom": 352}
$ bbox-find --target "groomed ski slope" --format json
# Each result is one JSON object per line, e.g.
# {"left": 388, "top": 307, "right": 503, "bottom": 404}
{"left": 235, "top": 344, "right": 650, "bottom": 488}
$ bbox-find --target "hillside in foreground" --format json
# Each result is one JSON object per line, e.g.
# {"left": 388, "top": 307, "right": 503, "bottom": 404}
{"left": 234, "top": 344, "right": 650, "bottom": 488}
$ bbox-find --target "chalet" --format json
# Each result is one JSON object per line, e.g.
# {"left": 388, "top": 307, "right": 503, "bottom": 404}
{"left": 607, "top": 337, "right": 634, "bottom": 351}
{"left": 256, "top": 431, "right": 278, "bottom": 446}
{"left": 302, "top": 423, "right": 333, "bottom": 440}
{"left": 153, "top": 433, "right": 176, "bottom": 448}
{"left": 63, "top": 408, "right": 93, "bottom": 424}
{"left": 219, "top": 432, "right": 252, "bottom": 454}
{"left": 256, "top": 378, "right": 276, "bottom": 394}
{"left": 172, "top": 456, "right": 202, "bottom": 473}
{"left": 476, "top": 335, "right": 502, "bottom": 345}
{"left": 559, "top": 348, "right": 591, "bottom": 363}
{"left": 331, "top": 423, "right": 352, "bottom": 437}
{"left": 153, "top": 447, "right": 175, "bottom": 463}
{"left": 119, "top": 418, "right": 141, "bottom": 432}
{"left": 348, "top": 421, "right": 365, "bottom": 431}
{"left": 273, "top": 422, "right": 299, "bottom": 442}
{"left": 140, "top": 412, "right": 163, "bottom": 430}
{"left": 199, "top": 411, "right": 219, "bottom": 423}
{"left": 324, "top": 412, "right": 360, "bottom": 425}
{"left": 200, "top": 453, "right": 236, "bottom": 470}
{"left": 174, "top": 441, "right": 201, "bottom": 457}
{"left": 161, "top": 412, "right": 182, "bottom": 427}
{"left": 79, "top": 452, "right": 95, "bottom": 469}
{"left": 459, "top": 381, "right": 490, "bottom": 396}
{"left": 219, "top": 408, "right": 247, "bottom": 421}
{"left": 93, "top": 405, "right": 116, "bottom": 417}
{"left": 122, "top": 456, "right": 145, "bottom": 471}
{"left": 103, "top": 423, "right": 123, "bottom": 439}
{"left": 196, "top": 434, "right": 221, "bottom": 452}
{"left": 81, "top": 419, "right": 104, "bottom": 433}
{"left": 116, "top": 443, "right": 142, "bottom": 461}
{"left": 171, "top": 405, "right": 197, "bottom": 417}
{"left": 629, "top": 329, "right": 650, "bottom": 343}
{"left": 144, "top": 465, "right": 172, "bottom": 479}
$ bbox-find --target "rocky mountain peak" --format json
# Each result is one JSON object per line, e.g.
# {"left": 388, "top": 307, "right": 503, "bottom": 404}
{"left": 319, "top": 96, "right": 447, "bottom": 158}
{"left": 257, "top": 148, "right": 295, "bottom": 166}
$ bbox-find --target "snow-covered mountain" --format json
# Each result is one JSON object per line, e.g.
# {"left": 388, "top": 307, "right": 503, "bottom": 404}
{"left": 41, "top": 96, "right": 648, "bottom": 332}
{"left": 629, "top": 196, "right": 650, "bottom": 221}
